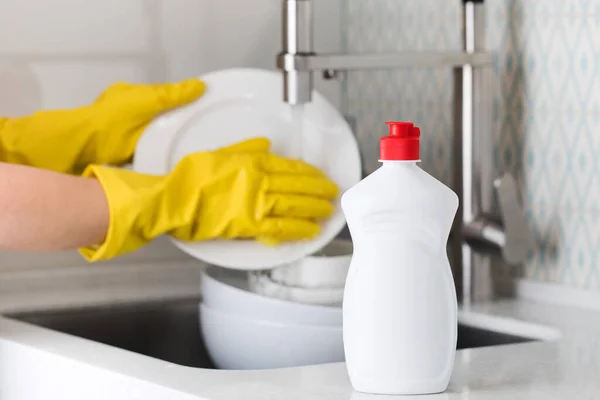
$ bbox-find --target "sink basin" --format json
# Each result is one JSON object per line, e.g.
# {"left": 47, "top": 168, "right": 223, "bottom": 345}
{"left": 7, "top": 298, "right": 537, "bottom": 369}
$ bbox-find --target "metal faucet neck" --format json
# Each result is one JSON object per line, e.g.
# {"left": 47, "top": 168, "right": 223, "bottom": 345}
{"left": 280, "top": 0, "right": 314, "bottom": 105}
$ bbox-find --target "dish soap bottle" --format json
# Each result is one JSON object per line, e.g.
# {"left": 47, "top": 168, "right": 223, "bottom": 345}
{"left": 341, "top": 121, "right": 459, "bottom": 395}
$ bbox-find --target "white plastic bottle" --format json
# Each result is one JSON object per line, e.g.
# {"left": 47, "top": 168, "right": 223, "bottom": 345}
{"left": 341, "top": 121, "right": 459, "bottom": 395}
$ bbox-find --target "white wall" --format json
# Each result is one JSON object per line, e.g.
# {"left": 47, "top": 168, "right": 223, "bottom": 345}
{"left": 0, "top": 0, "right": 342, "bottom": 270}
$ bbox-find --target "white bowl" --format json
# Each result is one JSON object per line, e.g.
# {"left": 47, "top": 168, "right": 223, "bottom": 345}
{"left": 269, "top": 239, "right": 353, "bottom": 289}
{"left": 199, "top": 303, "right": 344, "bottom": 370}
{"left": 201, "top": 266, "right": 342, "bottom": 326}
{"left": 247, "top": 272, "right": 344, "bottom": 306}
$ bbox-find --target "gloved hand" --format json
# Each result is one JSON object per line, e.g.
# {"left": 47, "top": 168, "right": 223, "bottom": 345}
{"left": 79, "top": 137, "right": 339, "bottom": 262}
{"left": 0, "top": 79, "right": 205, "bottom": 174}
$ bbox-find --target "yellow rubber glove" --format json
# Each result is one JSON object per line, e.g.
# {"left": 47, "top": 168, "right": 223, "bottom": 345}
{"left": 79, "top": 138, "right": 339, "bottom": 262}
{"left": 0, "top": 79, "right": 206, "bottom": 174}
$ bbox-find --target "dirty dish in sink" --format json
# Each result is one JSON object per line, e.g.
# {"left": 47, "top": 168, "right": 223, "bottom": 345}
{"left": 247, "top": 272, "right": 344, "bottom": 306}
{"left": 199, "top": 303, "right": 344, "bottom": 370}
{"left": 133, "top": 68, "right": 361, "bottom": 270}
{"left": 201, "top": 266, "right": 342, "bottom": 326}
{"left": 268, "top": 238, "right": 352, "bottom": 289}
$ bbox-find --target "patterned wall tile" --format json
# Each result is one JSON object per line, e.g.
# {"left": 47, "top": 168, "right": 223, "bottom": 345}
{"left": 342, "top": 0, "right": 600, "bottom": 291}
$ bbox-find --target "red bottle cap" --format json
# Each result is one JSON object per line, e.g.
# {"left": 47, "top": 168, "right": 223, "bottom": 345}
{"left": 380, "top": 121, "right": 420, "bottom": 161}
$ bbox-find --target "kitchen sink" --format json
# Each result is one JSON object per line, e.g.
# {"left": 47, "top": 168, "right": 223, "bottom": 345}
{"left": 7, "top": 298, "right": 536, "bottom": 369}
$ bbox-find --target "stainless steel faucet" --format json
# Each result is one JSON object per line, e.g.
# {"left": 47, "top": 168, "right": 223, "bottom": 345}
{"left": 276, "top": 0, "right": 535, "bottom": 304}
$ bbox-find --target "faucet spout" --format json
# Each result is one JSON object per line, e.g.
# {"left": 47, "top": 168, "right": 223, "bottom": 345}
{"left": 279, "top": 0, "right": 314, "bottom": 105}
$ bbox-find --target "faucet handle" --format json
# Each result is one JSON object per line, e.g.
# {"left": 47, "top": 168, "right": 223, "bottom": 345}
{"left": 494, "top": 173, "right": 536, "bottom": 265}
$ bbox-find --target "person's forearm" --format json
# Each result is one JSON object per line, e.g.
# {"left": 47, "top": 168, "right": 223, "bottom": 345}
{"left": 0, "top": 162, "right": 109, "bottom": 251}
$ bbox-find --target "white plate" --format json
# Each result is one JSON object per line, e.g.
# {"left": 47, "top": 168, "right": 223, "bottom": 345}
{"left": 248, "top": 272, "right": 345, "bottom": 306}
{"left": 133, "top": 68, "right": 361, "bottom": 270}
{"left": 268, "top": 238, "right": 352, "bottom": 289}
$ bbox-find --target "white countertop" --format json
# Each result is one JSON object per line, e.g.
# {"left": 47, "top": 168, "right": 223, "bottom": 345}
{"left": 0, "top": 297, "right": 598, "bottom": 400}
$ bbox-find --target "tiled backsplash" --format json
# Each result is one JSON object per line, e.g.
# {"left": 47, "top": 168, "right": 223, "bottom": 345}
{"left": 341, "top": 0, "right": 600, "bottom": 291}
